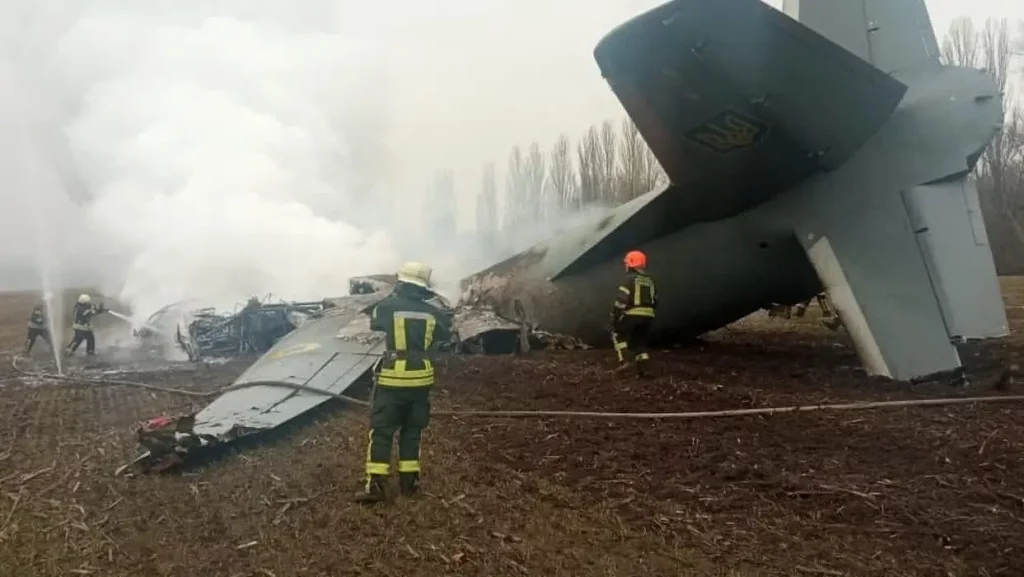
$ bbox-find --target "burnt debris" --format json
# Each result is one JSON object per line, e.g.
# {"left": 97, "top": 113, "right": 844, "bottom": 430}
{"left": 138, "top": 297, "right": 333, "bottom": 362}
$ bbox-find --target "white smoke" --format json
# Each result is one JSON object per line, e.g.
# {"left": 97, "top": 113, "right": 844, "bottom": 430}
{"left": 1, "top": 0, "right": 650, "bottom": 322}
{"left": 45, "top": 4, "right": 400, "bottom": 319}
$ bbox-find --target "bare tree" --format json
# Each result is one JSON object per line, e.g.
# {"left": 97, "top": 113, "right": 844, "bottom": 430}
{"left": 619, "top": 116, "right": 668, "bottom": 196}
{"left": 941, "top": 17, "right": 979, "bottom": 68}
{"left": 1002, "top": 106, "right": 1024, "bottom": 190}
{"left": 427, "top": 168, "right": 456, "bottom": 236}
{"left": 577, "top": 125, "right": 602, "bottom": 207}
{"left": 476, "top": 161, "right": 498, "bottom": 250}
{"left": 975, "top": 19, "right": 1024, "bottom": 262}
{"left": 503, "top": 145, "right": 527, "bottom": 230}
{"left": 617, "top": 117, "right": 646, "bottom": 202}
{"left": 1014, "top": 20, "right": 1024, "bottom": 59}
{"left": 598, "top": 120, "right": 618, "bottom": 204}
{"left": 548, "top": 134, "right": 577, "bottom": 211}
{"left": 524, "top": 142, "right": 547, "bottom": 220}
{"left": 641, "top": 141, "right": 668, "bottom": 191}
{"left": 942, "top": 17, "right": 1024, "bottom": 272}
{"left": 978, "top": 19, "right": 1013, "bottom": 179}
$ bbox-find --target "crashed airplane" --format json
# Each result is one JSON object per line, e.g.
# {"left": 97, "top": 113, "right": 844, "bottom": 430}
{"left": 122, "top": 0, "right": 1010, "bottom": 473}
{"left": 463, "top": 0, "right": 1009, "bottom": 382}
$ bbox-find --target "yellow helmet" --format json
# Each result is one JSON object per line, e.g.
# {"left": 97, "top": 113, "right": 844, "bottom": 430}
{"left": 78, "top": 294, "right": 92, "bottom": 304}
{"left": 396, "top": 261, "right": 432, "bottom": 288}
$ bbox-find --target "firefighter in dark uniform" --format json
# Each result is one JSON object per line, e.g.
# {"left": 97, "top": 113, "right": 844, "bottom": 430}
{"left": 354, "top": 261, "right": 454, "bottom": 504}
{"left": 24, "top": 296, "right": 53, "bottom": 356}
{"left": 611, "top": 250, "right": 657, "bottom": 377}
{"left": 65, "top": 293, "right": 107, "bottom": 357}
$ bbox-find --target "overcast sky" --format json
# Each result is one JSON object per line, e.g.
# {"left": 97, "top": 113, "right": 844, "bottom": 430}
{"left": 0, "top": 0, "right": 1021, "bottom": 299}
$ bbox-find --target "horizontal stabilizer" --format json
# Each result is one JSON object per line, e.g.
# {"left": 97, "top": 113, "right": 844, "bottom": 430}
{"left": 594, "top": 0, "right": 908, "bottom": 221}
{"left": 901, "top": 179, "right": 1009, "bottom": 340}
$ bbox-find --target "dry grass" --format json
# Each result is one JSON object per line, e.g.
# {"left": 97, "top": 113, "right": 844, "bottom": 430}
{"left": 2, "top": 282, "right": 1024, "bottom": 576}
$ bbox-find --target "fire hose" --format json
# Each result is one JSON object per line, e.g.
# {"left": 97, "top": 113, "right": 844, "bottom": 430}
{"left": 11, "top": 356, "right": 1024, "bottom": 419}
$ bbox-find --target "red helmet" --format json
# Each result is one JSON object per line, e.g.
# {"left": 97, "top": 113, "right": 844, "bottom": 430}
{"left": 624, "top": 250, "right": 647, "bottom": 269}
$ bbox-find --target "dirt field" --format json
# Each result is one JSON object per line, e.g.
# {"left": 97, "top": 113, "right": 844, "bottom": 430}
{"left": 2, "top": 286, "right": 1024, "bottom": 576}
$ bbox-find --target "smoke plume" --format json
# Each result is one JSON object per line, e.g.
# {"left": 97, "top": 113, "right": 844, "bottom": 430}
{"left": 1, "top": 0, "right": 649, "bottom": 321}
{"left": 48, "top": 4, "right": 400, "bottom": 319}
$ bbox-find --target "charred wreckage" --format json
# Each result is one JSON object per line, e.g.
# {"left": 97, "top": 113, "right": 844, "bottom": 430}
{"left": 124, "top": 275, "right": 586, "bottom": 474}
{"left": 137, "top": 297, "right": 331, "bottom": 362}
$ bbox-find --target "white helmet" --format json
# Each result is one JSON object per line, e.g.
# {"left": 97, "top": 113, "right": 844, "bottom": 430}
{"left": 78, "top": 294, "right": 92, "bottom": 304}
{"left": 396, "top": 261, "right": 433, "bottom": 288}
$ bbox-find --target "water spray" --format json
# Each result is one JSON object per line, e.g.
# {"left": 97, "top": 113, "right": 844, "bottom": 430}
{"left": 23, "top": 142, "right": 65, "bottom": 375}
{"left": 106, "top": 310, "right": 133, "bottom": 324}
{"left": 41, "top": 290, "right": 63, "bottom": 375}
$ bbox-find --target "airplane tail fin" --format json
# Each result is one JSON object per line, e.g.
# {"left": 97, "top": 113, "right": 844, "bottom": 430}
{"left": 781, "top": 0, "right": 941, "bottom": 76}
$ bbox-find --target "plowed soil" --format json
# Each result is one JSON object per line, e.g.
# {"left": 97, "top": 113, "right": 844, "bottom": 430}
{"left": 2, "top": 285, "right": 1024, "bottom": 577}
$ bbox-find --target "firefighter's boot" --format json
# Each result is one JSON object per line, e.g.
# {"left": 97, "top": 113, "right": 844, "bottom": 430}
{"left": 399, "top": 472, "right": 420, "bottom": 497}
{"left": 636, "top": 355, "right": 651, "bottom": 379}
{"left": 352, "top": 474, "right": 387, "bottom": 504}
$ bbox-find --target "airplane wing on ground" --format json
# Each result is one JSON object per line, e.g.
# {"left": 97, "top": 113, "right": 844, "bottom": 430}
{"left": 192, "top": 296, "right": 388, "bottom": 439}
{"left": 124, "top": 295, "right": 388, "bottom": 473}
{"left": 126, "top": 284, "right": 533, "bottom": 473}
{"left": 552, "top": 0, "right": 907, "bottom": 277}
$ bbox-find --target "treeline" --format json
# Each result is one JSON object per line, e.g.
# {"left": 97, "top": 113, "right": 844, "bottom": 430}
{"left": 463, "top": 117, "right": 667, "bottom": 256}
{"left": 942, "top": 17, "right": 1024, "bottom": 273}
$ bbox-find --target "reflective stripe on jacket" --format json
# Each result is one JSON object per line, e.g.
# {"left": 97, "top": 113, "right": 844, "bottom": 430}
{"left": 613, "top": 269, "right": 657, "bottom": 319}
{"left": 370, "top": 283, "right": 454, "bottom": 388}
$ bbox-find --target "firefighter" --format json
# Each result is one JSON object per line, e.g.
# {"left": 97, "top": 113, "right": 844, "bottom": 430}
{"left": 65, "top": 294, "right": 107, "bottom": 357}
{"left": 610, "top": 250, "right": 657, "bottom": 377}
{"left": 24, "top": 296, "right": 53, "bottom": 356}
{"left": 353, "top": 261, "right": 454, "bottom": 504}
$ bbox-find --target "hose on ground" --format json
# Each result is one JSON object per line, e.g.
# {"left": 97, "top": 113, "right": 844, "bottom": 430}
{"left": 11, "top": 355, "right": 217, "bottom": 397}
{"left": 12, "top": 356, "right": 1024, "bottom": 419}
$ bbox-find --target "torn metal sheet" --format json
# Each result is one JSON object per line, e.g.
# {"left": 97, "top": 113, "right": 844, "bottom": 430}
{"left": 453, "top": 305, "right": 521, "bottom": 353}
{"left": 180, "top": 297, "right": 330, "bottom": 361}
{"left": 125, "top": 303, "right": 385, "bottom": 473}
{"left": 193, "top": 306, "right": 384, "bottom": 438}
